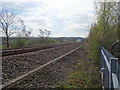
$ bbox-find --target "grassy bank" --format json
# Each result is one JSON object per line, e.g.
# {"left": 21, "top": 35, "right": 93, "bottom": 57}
{"left": 56, "top": 43, "right": 101, "bottom": 88}
{"left": 56, "top": 60, "right": 101, "bottom": 88}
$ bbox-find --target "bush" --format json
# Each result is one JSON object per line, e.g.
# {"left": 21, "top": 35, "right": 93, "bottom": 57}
{"left": 11, "top": 39, "right": 27, "bottom": 48}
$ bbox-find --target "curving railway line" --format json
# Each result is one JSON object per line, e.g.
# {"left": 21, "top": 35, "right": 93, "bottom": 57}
{"left": 1, "top": 43, "right": 82, "bottom": 89}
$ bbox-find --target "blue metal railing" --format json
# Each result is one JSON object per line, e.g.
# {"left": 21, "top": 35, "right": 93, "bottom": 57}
{"left": 100, "top": 47, "right": 120, "bottom": 89}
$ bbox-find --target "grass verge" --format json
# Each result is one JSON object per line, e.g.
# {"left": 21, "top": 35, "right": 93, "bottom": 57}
{"left": 56, "top": 60, "right": 101, "bottom": 88}
{"left": 56, "top": 44, "right": 101, "bottom": 88}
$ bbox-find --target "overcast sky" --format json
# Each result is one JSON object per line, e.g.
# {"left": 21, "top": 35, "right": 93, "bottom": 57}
{"left": 1, "top": 0, "right": 96, "bottom": 37}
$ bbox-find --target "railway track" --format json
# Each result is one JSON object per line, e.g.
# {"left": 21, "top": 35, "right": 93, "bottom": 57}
{"left": 1, "top": 43, "right": 75, "bottom": 57}
{"left": 1, "top": 45, "right": 81, "bottom": 89}
{"left": 1, "top": 43, "right": 81, "bottom": 89}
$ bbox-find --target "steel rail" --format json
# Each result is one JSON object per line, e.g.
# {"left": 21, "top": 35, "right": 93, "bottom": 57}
{"left": 2, "top": 46, "right": 55, "bottom": 57}
{"left": 1, "top": 43, "right": 76, "bottom": 57}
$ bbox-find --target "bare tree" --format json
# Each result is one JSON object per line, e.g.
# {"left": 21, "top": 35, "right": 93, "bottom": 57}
{"left": 38, "top": 29, "right": 51, "bottom": 44}
{"left": 22, "top": 27, "right": 32, "bottom": 38}
{"left": 0, "top": 9, "right": 23, "bottom": 48}
{"left": 17, "top": 20, "right": 32, "bottom": 38}
{"left": 39, "top": 29, "right": 44, "bottom": 37}
{"left": 44, "top": 29, "right": 50, "bottom": 37}
{"left": 38, "top": 29, "right": 50, "bottom": 37}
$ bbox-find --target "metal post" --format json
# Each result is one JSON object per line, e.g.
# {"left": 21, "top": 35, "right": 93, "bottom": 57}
{"left": 109, "top": 58, "right": 111, "bottom": 89}
{"left": 110, "top": 58, "right": 119, "bottom": 89}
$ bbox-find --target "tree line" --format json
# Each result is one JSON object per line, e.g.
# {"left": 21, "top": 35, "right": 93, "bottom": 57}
{"left": 88, "top": 1, "right": 119, "bottom": 61}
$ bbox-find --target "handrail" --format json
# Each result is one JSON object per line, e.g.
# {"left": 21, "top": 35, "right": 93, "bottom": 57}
{"left": 100, "top": 47, "right": 119, "bottom": 89}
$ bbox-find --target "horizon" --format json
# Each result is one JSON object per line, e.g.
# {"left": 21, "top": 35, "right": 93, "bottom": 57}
{"left": 0, "top": 0, "right": 95, "bottom": 38}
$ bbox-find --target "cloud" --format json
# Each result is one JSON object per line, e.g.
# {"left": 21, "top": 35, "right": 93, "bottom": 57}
{"left": 2, "top": 0, "right": 117, "bottom": 3}
{"left": 1, "top": 0, "right": 95, "bottom": 37}
{"left": 2, "top": 0, "right": 41, "bottom": 2}
{"left": 16, "top": 4, "right": 55, "bottom": 36}
{"left": 2, "top": 0, "right": 94, "bottom": 2}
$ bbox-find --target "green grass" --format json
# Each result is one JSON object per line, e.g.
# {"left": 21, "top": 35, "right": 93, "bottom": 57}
{"left": 56, "top": 59, "right": 101, "bottom": 88}
{"left": 0, "top": 44, "right": 2, "bottom": 49}
{"left": 0, "top": 44, "right": 7, "bottom": 49}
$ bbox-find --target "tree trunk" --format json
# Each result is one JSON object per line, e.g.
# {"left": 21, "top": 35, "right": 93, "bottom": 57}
{"left": 5, "top": 27, "right": 9, "bottom": 48}
{"left": 6, "top": 34, "right": 9, "bottom": 48}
